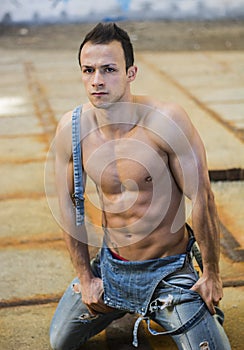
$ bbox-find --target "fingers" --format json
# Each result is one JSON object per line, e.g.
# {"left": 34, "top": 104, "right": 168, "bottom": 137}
{"left": 204, "top": 294, "right": 224, "bottom": 315}
{"left": 80, "top": 277, "right": 115, "bottom": 315}
{"left": 206, "top": 301, "right": 216, "bottom": 315}
{"left": 87, "top": 303, "right": 114, "bottom": 315}
{"left": 190, "top": 285, "right": 222, "bottom": 315}
{"left": 85, "top": 306, "right": 98, "bottom": 318}
{"left": 85, "top": 295, "right": 114, "bottom": 315}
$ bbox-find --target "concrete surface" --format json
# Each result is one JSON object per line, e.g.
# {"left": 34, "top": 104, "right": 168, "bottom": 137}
{"left": 0, "top": 198, "right": 62, "bottom": 244}
{"left": 0, "top": 246, "right": 74, "bottom": 301}
{"left": 212, "top": 181, "right": 244, "bottom": 248}
{"left": 0, "top": 26, "right": 244, "bottom": 350}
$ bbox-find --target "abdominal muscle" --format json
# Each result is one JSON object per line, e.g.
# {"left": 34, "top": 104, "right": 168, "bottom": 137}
{"left": 100, "top": 183, "right": 189, "bottom": 261}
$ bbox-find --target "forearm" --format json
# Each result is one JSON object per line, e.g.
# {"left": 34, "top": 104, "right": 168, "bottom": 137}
{"left": 60, "top": 205, "right": 94, "bottom": 283}
{"left": 192, "top": 189, "right": 220, "bottom": 274}
{"left": 63, "top": 230, "right": 93, "bottom": 283}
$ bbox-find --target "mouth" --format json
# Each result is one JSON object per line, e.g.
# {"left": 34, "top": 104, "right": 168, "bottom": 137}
{"left": 91, "top": 92, "right": 108, "bottom": 96}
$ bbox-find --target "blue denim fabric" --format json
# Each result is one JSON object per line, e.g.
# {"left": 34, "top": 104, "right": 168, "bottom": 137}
{"left": 72, "top": 105, "right": 85, "bottom": 226}
{"left": 100, "top": 240, "right": 189, "bottom": 315}
{"left": 50, "top": 241, "right": 231, "bottom": 350}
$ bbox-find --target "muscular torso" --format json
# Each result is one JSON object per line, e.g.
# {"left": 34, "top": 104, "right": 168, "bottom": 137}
{"left": 80, "top": 104, "right": 188, "bottom": 261}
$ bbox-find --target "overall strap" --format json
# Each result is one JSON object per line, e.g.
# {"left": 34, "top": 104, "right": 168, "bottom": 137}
{"left": 72, "top": 105, "right": 85, "bottom": 226}
{"left": 186, "top": 223, "right": 203, "bottom": 272}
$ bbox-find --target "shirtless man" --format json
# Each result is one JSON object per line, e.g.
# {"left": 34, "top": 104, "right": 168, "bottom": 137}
{"left": 49, "top": 23, "right": 231, "bottom": 349}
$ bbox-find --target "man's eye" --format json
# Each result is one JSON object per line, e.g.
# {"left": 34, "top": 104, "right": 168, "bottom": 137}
{"left": 83, "top": 68, "right": 94, "bottom": 74}
{"left": 105, "top": 67, "right": 115, "bottom": 73}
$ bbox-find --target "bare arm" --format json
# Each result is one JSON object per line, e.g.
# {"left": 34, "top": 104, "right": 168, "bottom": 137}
{"left": 172, "top": 107, "right": 222, "bottom": 314}
{"left": 55, "top": 113, "right": 112, "bottom": 314}
{"left": 190, "top": 176, "right": 222, "bottom": 315}
{"left": 156, "top": 103, "right": 222, "bottom": 314}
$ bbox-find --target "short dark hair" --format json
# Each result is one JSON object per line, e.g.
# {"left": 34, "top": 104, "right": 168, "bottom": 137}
{"left": 78, "top": 22, "right": 134, "bottom": 72}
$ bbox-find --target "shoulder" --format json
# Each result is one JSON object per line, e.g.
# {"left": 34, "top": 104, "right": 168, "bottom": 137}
{"left": 56, "top": 103, "right": 92, "bottom": 132}
{"left": 55, "top": 104, "right": 93, "bottom": 158}
{"left": 140, "top": 97, "right": 194, "bottom": 132}
{"left": 135, "top": 96, "right": 204, "bottom": 153}
{"left": 56, "top": 110, "right": 73, "bottom": 134}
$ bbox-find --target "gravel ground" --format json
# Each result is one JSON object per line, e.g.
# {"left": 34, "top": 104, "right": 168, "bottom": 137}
{"left": 0, "top": 19, "right": 244, "bottom": 51}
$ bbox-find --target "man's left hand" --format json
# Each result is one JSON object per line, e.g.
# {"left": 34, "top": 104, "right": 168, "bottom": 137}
{"left": 190, "top": 273, "right": 223, "bottom": 315}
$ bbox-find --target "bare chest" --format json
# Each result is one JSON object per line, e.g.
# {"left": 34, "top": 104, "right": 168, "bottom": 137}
{"left": 82, "top": 128, "right": 168, "bottom": 194}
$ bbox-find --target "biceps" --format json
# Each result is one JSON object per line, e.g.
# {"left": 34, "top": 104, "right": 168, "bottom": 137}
{"left": 169, "top": 154, "right": 197, "bottom": 198}
{"left": 55, "top": 155, "right": 73, "bottom": 203}
{"left": 169, "top": 144, "right": 209, "bottom": 200}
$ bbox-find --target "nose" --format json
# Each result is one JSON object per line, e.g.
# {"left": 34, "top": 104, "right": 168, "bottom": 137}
{"left": 92, "top": 69, "right": 104, "bottom": 87}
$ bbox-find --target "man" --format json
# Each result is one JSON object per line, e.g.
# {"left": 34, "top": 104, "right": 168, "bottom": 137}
{"left": 50, "top": 23, "right": 231, "bottom": 349}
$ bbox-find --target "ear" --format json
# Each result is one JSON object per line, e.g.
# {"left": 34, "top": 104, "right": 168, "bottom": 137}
{"left": 127, "top": 66, "right": 138, "bottom": 82}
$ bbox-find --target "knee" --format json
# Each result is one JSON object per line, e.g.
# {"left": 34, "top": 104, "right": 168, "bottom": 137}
{"left": 49, "top": 324, "right": 68, "bottom": 350}
{"left": 49, "top": 326, "right": 61, "bottom": 350}
{"left": 50, "top": 323, "right": 86, "bottom": 350}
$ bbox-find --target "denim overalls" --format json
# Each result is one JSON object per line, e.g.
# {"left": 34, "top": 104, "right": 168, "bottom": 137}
{"left": 49, "top": 105, "right": 231, "bottom": 350}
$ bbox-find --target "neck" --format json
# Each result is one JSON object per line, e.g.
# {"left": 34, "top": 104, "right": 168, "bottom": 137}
{"left": 93, "top": 95, "right": 140, "bottom": 138}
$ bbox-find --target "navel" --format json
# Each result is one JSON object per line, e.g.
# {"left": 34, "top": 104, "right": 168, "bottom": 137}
{"left": 145, "top": 176, "right": 152, "bottom": 183}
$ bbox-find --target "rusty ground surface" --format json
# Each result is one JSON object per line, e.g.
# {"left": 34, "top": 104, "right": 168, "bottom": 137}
{"left": 0, "top": 20, "right": 243, "bottom": 349}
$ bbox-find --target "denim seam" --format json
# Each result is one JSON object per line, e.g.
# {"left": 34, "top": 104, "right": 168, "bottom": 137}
{"left": 203, "top": 314, "right": 217, "bottom": 349}
{"left": 174, "top": 302, "right": 194, "bottom": 350}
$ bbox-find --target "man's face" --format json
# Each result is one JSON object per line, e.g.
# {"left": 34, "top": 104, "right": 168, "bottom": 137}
{"left": 79, "top": 40, "right": 135, "bottom": 108}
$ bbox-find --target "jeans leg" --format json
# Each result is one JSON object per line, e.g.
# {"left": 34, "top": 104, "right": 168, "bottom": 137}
{"left": 151, "top": 298, "right": 231, "bottom": 350}
{"left": 49, "top": 277, "right": 126, "bottom": 350}
{"left": 149, "top": 263, "right": 231, "bottom": 350}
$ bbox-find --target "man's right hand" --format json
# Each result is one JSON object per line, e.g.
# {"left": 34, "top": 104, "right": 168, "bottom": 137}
{"left": 80, "top": 277, "right": 115, "bottom": 315}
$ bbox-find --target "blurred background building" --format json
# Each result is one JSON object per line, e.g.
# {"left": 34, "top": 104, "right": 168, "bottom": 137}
{"left": 1, "top": 0, "right": 244, "bottom": 24}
